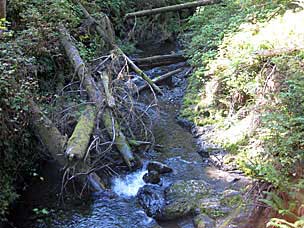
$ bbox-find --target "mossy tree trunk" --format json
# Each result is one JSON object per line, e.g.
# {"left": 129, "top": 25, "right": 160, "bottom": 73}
{"left": 65, "top": 106, "right": 97, "bottom": 161}
{"left": 29, "top": 100, "right": 105, "bottom": 191}
{"left": 29, "top": 100, "right": 67, "bottom": 166}
{"left": 59, "top": 26, "right": 137, "bottom": 169}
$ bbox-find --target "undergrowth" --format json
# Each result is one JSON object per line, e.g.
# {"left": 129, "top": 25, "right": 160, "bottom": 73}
{"left": 182, "top": 0, "right": 304, "bottom": 226}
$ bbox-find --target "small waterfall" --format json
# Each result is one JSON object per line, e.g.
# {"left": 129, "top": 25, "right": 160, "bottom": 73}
{"left": 112, "top": 169, "right": 148, "bottom": 197}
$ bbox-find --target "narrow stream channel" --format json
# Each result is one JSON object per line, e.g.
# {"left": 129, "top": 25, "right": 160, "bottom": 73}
{"left": 7, "top": 42, "right": 253, "bottom": 228}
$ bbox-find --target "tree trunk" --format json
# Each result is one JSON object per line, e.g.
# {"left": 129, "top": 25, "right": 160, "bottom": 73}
{"left": 29, "top": 100, "right": 105, "bottom": 191}
{"left": 65, "top": 106, "right": 97, "bottom": 161}
{"left": 29, "top": 100, "right": 67, "bottom": 166}
{"left": 125, "top": 0, "right": 221, "bottom": 19}
{"left": 134, "top": 53, "right": 186, "bottom": 69}
{"left": 0, "top": 0, "right": 6, "bottom": 19}
{"left": 59, "top": 26, "right": 136, "bottom": 169}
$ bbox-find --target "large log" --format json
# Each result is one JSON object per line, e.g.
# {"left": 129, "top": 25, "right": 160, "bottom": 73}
{"left": 102, "top": 109, "right": 135, "bottom": 168}
{"left": 59, "top": 26, "right": 136, "bottom": 169}
{"left": 134, "top": 53, "right": 186, "bottom": 69}
{"left": 29, "top": 100, "right": 105, "bottom": 191}
{"left": 29, "top": 100, "right": 67, "bottom": 166}
{"left": 65, "top": 106, "right": 96, "bottom": 161}
{"left": 125, "top": 0, "right": 221, "bottom": 19}
{"left": 60, "top": 26, "right": 103, "bottom": 105}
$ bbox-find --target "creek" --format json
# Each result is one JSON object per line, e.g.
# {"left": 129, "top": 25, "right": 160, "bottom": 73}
{"left": 7, "top": 42, "right": 254, "bottom": 228}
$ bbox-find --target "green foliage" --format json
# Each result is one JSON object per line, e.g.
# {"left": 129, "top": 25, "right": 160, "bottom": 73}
{"left": 181, "top": 0, "right": 292, "bottom": 124}
{"left": 182, "top": 1, "right": 304, "bottom": 224}
{"left": 0, "top": 0, "right": 83, "bottom": 219}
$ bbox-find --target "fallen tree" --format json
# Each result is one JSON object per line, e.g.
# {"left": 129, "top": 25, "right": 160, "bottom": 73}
{"left": 125, "top": 0, "right": 221, "bottom": 19}
{"left": 134, "top": 53, "right": 186, "bottom": 69}
{"left": 29, "top": 100, "right": 105, "bottom": 191}
{"left": 29, "top": 100, "right": 67, "bottom": 166}
{"left": 59, "top": 26, "right": 137, "bottom": 169}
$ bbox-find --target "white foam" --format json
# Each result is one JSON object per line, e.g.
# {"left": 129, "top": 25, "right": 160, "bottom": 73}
{"left": 112, "top": 169, "right": 148, "bottom": 197}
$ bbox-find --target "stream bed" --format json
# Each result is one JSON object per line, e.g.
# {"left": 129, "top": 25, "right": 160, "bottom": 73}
{"left": 7, "top": 43, "right": 255, "bottom": 228}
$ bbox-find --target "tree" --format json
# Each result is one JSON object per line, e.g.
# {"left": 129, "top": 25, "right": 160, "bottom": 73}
{"left": 0, "top": 0, "right": 6, "bottom": 19}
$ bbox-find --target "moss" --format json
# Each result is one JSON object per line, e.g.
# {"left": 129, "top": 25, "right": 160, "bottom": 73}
{"left": 66, "top": 106, "right": 96, "bottom": 160}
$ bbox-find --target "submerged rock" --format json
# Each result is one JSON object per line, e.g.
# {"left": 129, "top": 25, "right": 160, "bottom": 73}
{"left": 143, "top": 170, "right": 161, "bottom": 184}
{"left": 137, "top": 185, "right": 165, "bottom": 218}
{"left": 160, "top": 180, "right": 210, "bottom": 220}
{"left": 147, "top": 161, "right": 173, "bottom": 174}
{"left": 194, "top": 214, "right": 215, "bottom": 228}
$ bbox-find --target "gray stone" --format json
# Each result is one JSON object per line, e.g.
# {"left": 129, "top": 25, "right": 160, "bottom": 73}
{"left": 143, "top": 170, "right": 161, "bottom": 184}
{"left": 147, "top": 161, "right": 173, "bottom": 174}
{"left": 194, "top": 214, "right": 215, "bottom": 228}
{"left": 137, "top": 185, "right": 165, "bottom": 218}
{"left": 160, "top": 180, "right": 210, "bottom": 220}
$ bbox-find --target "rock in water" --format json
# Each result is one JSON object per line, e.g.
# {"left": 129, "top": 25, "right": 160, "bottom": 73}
{"left": 194, "top": 214, "right": 215, "bottom": 228}
{"left": 160, "top": 180, "right": 210, "bottom": 220}
{"left": 147, "top": 161, "right": 173, "bottom": 174}
{"left": 143, "top": 170, "right": 161, "bottom": 184}
{"left": 137, "top": 185, "right": 165, "bottom": 218}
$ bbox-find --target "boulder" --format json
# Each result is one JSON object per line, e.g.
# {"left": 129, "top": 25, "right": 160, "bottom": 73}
{"left": 147, "top": 161, "right": 173, "bottom": 174}
{"left": 137, "top": 185, "right": 165, "bottom": 218}
{"left": 143, "top": 170, "right": 161, "bottom": 184}
{"left": 194, "top": 214, "right": 215, "bottom": 228}
{"left": 160, "top": 180, "right": 210, "bottom": 220}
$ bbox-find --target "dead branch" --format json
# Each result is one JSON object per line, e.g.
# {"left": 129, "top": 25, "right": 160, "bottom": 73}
{"left": 135, "top": 68, "right": 183, "bottom": 94}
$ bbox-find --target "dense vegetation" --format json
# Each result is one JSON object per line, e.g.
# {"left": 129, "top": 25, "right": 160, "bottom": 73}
{"left": 182, "top": 0, "right": 304, "bottom": 226}
{"left": 1, "top": 0, "right": 304, "bottom": 227}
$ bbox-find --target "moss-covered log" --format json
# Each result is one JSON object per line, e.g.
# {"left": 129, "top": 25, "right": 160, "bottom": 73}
{"left": 135, "top": 68, "right": 183, "bottom": 94}
{"left": 60, "top": 26, "right": 136, "bottom": 169}
{"left": 29, "top": 100, "right": 67, "bottom": 166}
{"left": 65, "top": 105, "right": 96, "bottom": 161}
{"left": 102, "top": 108, "right": 135, "bottom": 168}
{"left": 29, "top": 100, "right": 105, "bottom": 191}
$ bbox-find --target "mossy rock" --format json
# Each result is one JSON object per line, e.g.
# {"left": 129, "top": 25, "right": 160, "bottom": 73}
{"left": 194, "top": 214, "right": 215, "bottom": 228}
{"left": 220, "top": 189, "right": 242, "bottom": 208}
{"left": 160, "top": 180, "right": 210, "bottom": 220}
{"left": 198, "top": 198, "right": 230, "bottom": 219}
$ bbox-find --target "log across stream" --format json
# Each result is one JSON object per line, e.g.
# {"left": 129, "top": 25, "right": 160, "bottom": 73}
{"left": 8, "top": 42, "right": 258, "bottom": 228}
